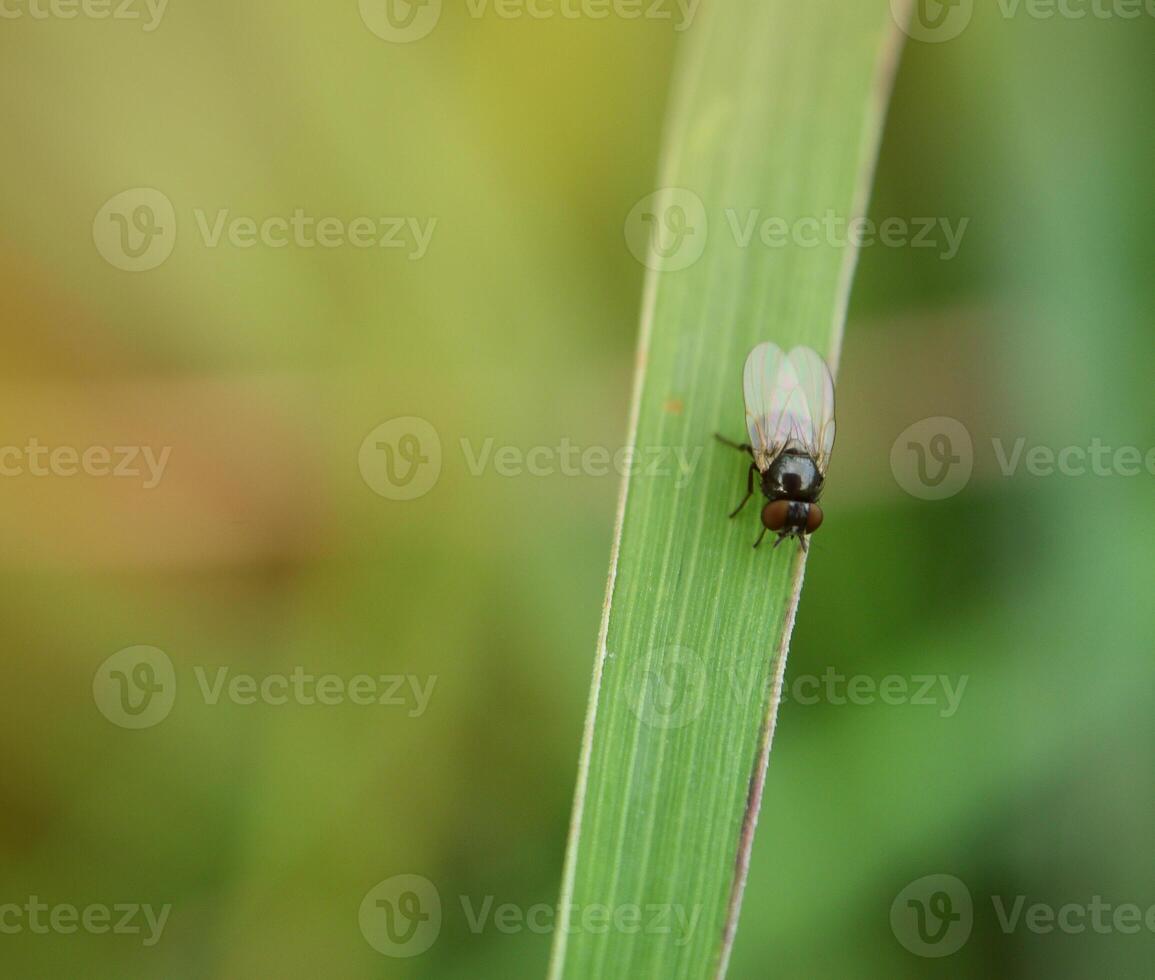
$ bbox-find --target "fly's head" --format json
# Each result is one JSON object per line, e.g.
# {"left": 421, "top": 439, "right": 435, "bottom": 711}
{"left": 761, "top": 499, "right": 824, "bottom": 545}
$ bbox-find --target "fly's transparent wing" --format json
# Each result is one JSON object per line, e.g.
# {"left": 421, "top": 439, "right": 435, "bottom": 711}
{"left": 742, "top": 342, "right": 836, "bottom": 473}
{"left": 785, "top": 346, "right": 836, "bottom": 474}
{"left": 742, "top": 341, "right": 794, "bottom": 470}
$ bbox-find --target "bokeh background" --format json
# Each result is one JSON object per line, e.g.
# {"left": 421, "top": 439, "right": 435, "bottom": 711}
{"left": 1, "top": 2, "right": 1153, "bottom": 977}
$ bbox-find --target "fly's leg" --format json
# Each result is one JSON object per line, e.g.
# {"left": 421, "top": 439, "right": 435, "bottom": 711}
{"left": 729, "top": 463, "right": 756, "bottom": 518}
{"left": 714, "top": 433, "right": 752, "bottom": 455}
{"left": 717, "top": 434, "right": 759, "bottom": 524}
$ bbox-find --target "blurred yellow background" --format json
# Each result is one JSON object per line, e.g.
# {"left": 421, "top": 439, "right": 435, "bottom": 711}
{"left": 1, "top": 2, "right": 1153, "bottom": 977}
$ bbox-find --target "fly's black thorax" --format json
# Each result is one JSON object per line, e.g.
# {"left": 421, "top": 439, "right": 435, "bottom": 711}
{"left": 760, "top": 451, "right": 823, "bottom": 502}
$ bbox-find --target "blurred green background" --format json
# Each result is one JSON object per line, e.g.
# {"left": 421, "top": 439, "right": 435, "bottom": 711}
{"left": 1, "top": 2, "right": 1152, "bottom": 977}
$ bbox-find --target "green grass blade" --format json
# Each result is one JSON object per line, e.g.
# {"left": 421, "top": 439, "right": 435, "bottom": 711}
{"left": 550, "top": 2, "right": 909, "bottom": 977}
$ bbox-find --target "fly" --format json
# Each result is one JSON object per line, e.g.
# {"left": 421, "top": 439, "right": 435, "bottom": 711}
{"left": 716, "top": 342, "right": 837, "bottom": 550}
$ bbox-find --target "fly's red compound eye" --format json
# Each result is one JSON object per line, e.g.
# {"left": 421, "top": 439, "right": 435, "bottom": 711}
{"left": 806, "top": 503, "right": 824, "bottom": 533}
{"left": 762, "top": 500, "right": 790, "bottom": 531}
